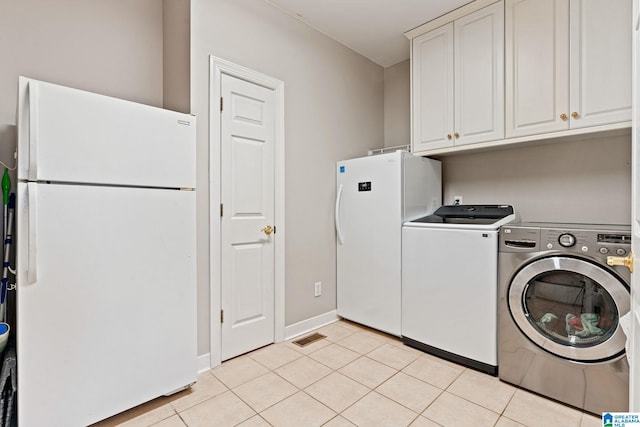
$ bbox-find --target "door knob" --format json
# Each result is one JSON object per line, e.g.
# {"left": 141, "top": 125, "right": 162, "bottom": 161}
{"left": 447, "top": 134, "right": 452, "bottom": 140}
{"left": 261, "top": 225, "right": 274, "bottom": 236}
{"left": 560, "top": 113, "right": 568, "bottom": 120}
{"left": 454, "top": 132, "right": 460, "bottom": 139}
{"left": 571, "top": 112, "right": 579, "bottom": 118}
{"left": 607, "top": 251, "right": 634, "bottom": 273}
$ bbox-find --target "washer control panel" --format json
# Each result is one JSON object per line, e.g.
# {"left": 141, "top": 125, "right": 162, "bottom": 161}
{"left": 558, "top": 233, "right": 576, "bottom": 247}
{"left": 500, "top": 223, "right": 631, "bottom": 259}
{"left": 598, "top": 233, "right": 631, "bottom": 257}
{"left": 542, "top": 228, "right": 630, "bottom": 257}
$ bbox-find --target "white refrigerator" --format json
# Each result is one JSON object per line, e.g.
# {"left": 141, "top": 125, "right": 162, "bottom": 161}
{"left": 15, "top": 77, "right": 197, "bottom": 426}
{"left": 335, "top": 151, "right": 441, "bottom": 336}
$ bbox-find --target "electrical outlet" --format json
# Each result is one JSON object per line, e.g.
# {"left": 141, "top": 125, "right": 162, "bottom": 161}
{"left": 314, "top": 281, "right": 322, "bottom": 297}
{"left": 453, "top": 195, "right": 463, "bottom": 205}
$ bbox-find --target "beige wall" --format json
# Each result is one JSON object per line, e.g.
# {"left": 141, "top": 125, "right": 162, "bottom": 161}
{"left": 0, "top": 0, "right": 164, "bottom": 128}
{"left": 384, "top": 60, "right": 411, "bottom": 148}
{"left": 442, "top": 133, "right": 632, "bottom": 224}
{"left": 162, "top": 0, "right": 190, "bottom": 113}
{"left": 191, "top": 0, "right": 384, "bottom": 354}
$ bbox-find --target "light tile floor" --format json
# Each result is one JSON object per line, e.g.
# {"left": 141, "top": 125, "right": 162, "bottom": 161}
{"left": 93, "top": 320, "right": 602, "bottom": 427}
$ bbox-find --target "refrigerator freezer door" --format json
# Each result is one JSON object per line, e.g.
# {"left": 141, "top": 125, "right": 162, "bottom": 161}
{"left": 17, "top": 77, "right": 195, "bottom": 188}
{"left": 336, "top": 152, "right": 402, "bottom": 335}
{"left": 16, "top": 183, "right": 197, "bottom": 427}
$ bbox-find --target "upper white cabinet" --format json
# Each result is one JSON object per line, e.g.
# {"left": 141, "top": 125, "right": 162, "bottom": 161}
{"left": 570, "top": 0, "right": 632, "bottom": 128}
{"left": 506, "top": 0, "right": 632, "bottom": 138}
{"left": 412, "top": 24, "right": 454, "bottom": 152}
{"left": 505, "top": 0, "right": 569, "bottom": 137}
{"left": 411, "top": 1, "right": 504, "bottom": 153}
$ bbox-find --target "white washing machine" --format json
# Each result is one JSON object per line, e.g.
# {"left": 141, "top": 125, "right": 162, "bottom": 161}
{"left": 402, "top": 205, "right": 515, "bottom": 375}
{"left": 498, "top": 223, "right": 630, "bottom": 414}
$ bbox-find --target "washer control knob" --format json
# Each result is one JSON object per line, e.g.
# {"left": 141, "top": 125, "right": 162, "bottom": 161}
{"left": 582, "top": 246, "right": 589, "bottom": 252}
{"left": 546, "top": 243, "right": 553, "bottom": 249}
{"left": 599, "top": 247, "right": 609, "bottom": 254}
{"left": 558, "top": 233, "right": 576, "bottom": 247}
{"left": 616, "top": 248, "right": 627, "bottom": 256}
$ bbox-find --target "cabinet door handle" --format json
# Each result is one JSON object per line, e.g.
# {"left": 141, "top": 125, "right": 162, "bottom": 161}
{"left": 447, "top": 134, "right": 452, "bottom": 140}
{"left": 560, "top": 113, "right": 568, "bottom": 120}
{"left": 571, "top": 112, "right": 579, "bottom": 118}
{"left": 454, "top": 132, "right": 460, "bottom": 139}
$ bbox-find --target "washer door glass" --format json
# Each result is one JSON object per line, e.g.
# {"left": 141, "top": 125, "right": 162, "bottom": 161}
{"left": 508, "top": 256, "right": 629, "bottom": 362}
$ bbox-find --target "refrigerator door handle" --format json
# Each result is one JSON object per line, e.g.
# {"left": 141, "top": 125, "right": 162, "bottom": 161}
{"left": 27, "top": 182, "right": 38, "bottom": 283}
{"left": 28, "top": 80, "right": 39, "bottom": 181}
{"left": 335, "top": 184, "right": 344, "bottom": 245}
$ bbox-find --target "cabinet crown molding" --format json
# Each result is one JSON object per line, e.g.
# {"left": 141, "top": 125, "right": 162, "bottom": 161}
{"left": 405, "top": 0, "right": 500, "bottom": 39}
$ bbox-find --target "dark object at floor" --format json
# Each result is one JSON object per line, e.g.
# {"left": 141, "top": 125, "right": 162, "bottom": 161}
{"left": 292, "top": 332, "right": 326, "bottom": 347}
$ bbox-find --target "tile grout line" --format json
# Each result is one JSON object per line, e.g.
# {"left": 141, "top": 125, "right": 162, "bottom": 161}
{"left": 264, "top": 356, "right": 341, "bottom": 421}
{"left": 373, "top": 370, "right": 443, "bottom": 417}
{"left": 203, "top": 321, "right": 581, "bottom": 427}
{"left": 267, "top": 330, "right": 403, "bottom": 426}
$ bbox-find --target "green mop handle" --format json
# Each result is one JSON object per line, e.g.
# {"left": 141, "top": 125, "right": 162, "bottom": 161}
{"left": 1, "top": 169, "right": 9, "bottom": 206}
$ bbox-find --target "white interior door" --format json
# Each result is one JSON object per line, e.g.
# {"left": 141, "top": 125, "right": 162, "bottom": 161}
{"left": 631, "top": 0, "right": 640, "bottom": 411}
{"left": 220, "top": 73, "right": 276, "bottom": 361}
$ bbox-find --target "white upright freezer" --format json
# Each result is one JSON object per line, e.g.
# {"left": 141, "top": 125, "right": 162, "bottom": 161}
{"left": 15, "top": 77, "right": 197, "bottom": 426}
{"left": 335, "top": 151, "right": 441, "bottom": 336}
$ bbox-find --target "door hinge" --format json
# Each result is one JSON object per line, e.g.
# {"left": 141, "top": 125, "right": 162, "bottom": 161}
{"left": 220, "top": 203, "right": 223, "bottom": 217}
{"left": 220, "top": 309, "right": 224, "bottom": 323}
{"left": 220, "top": 97, "right": 223, "bottom": 112}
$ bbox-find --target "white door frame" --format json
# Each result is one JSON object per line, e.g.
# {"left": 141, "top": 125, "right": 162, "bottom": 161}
{"left": 631, "top": 0, "right": 640, "bottom": 410}
{"left": 209, "top": 56, "right": 285, "bottom": 368}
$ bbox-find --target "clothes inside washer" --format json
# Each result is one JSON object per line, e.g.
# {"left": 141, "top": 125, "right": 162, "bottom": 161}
{"left": 565, "top": 313, "right": 603, "bottom": 337}
{"left": 525, "top": 272, "right": 619, "bottom": 346}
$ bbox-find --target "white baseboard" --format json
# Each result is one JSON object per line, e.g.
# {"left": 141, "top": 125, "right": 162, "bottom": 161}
{"left": 198, "top": 311, "right": 339, "bottom": 370}
{"left": 197, "top": 353, "right": 211, "bottom": 373}
{"left": 283, "top": 310, "right": 339, "bottom": 341}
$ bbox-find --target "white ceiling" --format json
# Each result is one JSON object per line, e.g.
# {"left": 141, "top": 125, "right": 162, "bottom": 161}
{"left": 265, "top": 0, "right": 474, "bottom": 67}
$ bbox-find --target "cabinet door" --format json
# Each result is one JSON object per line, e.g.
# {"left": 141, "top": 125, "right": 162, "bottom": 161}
{"left": 454, "top": 1, "right": 504, "bottom": 146}
{"left": 569, "top": 0, "right": 632, "bottom": 128}
{"left": 505, "top": 0, "right": 570, "bottom": 138}
{"left": 411, "top": 23, "right": 454, "bottom": 152}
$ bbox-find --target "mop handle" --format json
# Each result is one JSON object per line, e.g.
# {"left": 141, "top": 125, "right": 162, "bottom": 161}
{"left": 0, "top": 194, "right": 14, "bottom": 309}
{"left": 2, "top": 169, "right": 9, "bottom": 242}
